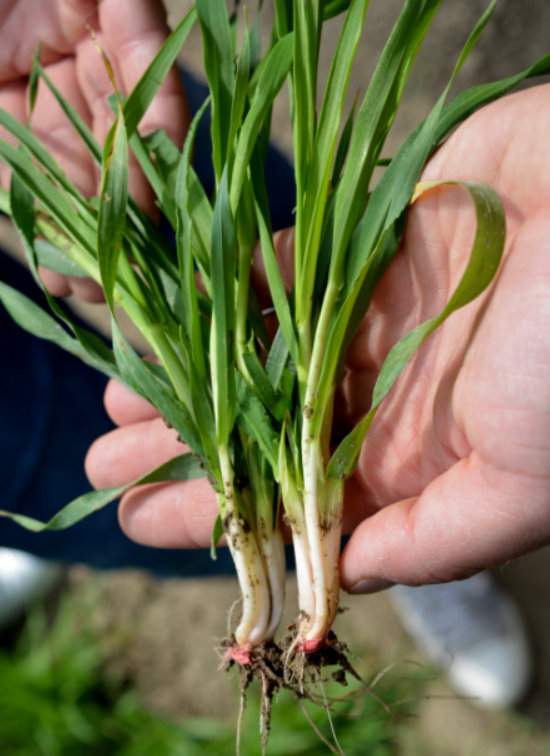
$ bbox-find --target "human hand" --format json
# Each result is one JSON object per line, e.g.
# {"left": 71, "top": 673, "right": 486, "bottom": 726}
{"left": 85, "top": 84, "right": 550, "bottom": 588}
{"left": 0, "top": 0, "right": 188, "bottom": 300}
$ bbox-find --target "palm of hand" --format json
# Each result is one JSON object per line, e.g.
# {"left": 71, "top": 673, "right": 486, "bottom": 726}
{"left": 341, "top": 84, "right": 550, "bottom": 586}
{"left": 87, "top": 86, "right": 550, "bottom": 588}
{"left": 0, "top": 1, "right": 95, "bottom": 82}
{"left": 0, "top": 0, "right": 187, "bottom": 299}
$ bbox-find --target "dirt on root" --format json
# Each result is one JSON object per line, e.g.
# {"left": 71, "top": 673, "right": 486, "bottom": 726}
{"left": 221, "top": 627, "right": 363, "bottom": 750}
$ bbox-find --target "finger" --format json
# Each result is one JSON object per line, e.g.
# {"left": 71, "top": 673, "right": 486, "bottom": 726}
{"left": 103, "top": 378, "right": 159, "bottom": 426}
{"left": 99, "top": 0, "right": 189, "bottom": 146}
{"left": 85, "top": 417, "right": 185, "bottom": 489}
{"left": 118, "top": 478, "right": 217, "bottom": 549}
{"left": 0, "top": 75, "right": 101, "bottom": 299}
{"left": 342, "top": 475, "right": 378, "bottom": 533}
{"left": 29, "top": 58, "right": 95, "bottom": 195}
{"left": 38, "top": 267, "right": 72, "bottom": 297}
{"left": 28, "top": 58, "right": 106, "bottom": 299}
{"left": 56, "top": 0, "right": 99, "bottom": 45}
{"left": 65, "top": 275, "right": 104, "bottom": 302}
{"left": 0, "top": 0, "right": 98, "bottom": 83}
{"left": 340, "top": 453, "right": 550, "bottom": 592}
{"left": 37, "top": 257, "right": 104, "bottom": 303}
{"left": 76, "top": 33, "right": 155, "bottom": 212}
{"left": 120, "top": 466, "right": 378, "bottom": 551}
{"left": 0, "top": 79, "right": 26, "bottom": 187}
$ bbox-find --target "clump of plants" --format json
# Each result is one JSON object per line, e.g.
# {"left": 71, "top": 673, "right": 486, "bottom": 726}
{"left": 1, "top": 0, "right": 549, "bottom": 749}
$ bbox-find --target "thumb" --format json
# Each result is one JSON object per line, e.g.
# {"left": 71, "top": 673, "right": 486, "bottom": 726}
{"left": 340, "top": 453, "right": 550, "bottom": 592}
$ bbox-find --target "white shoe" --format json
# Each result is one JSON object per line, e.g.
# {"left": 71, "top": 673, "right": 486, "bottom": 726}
{"left": 0, "top": 548, "right": 63, "bottom": 630}
{"left": 390, "top": 573, "right": 532, "bottom": 709}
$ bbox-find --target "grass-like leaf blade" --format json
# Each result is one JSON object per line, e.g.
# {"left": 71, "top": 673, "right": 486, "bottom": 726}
{"left": 230, "top": 33, "right": 293, "bottom": 211}
{"left": 35, "top": 240, "right": 88, "bottom": 277}
{"left": 210, "top": 171, "right": 237, "bottom": 445}
{"left": 111, "top": 321, "right": 204, "bottom": 458}
{"left": 123, "top": 7, "right": 197, "bottom": 138}
{"left": 328, "top": 179, "right": 505, "bottom": 478}
{"left": 196, "top": 0, "right": 234, "bottom": 180}
{"left": 0, "top": 453, "right": 204, "bottom": 532}
{"left": 98, "top": 111, "right": 129, "bottom": 310}
{"left": 0, "top": 281, "right": 117, "bottom": 377}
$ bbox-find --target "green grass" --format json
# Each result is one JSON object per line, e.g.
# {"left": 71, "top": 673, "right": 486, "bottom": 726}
{"left": 0, "top": 591, "right": 428, "bottom": 756}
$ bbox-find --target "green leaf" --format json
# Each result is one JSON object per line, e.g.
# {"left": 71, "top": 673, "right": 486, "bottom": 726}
{"left": 141, "top": 128, "right": 180, "bottom": 217}
{"left": 227, "top": 27, "right": 252, "bottom": 168}
{"left": 0, "top": 453, "right": 204, "bottom": 532}
{"left": 230, "top": 33, "right": 293, "bottom": 211}
{"left": 176, "top": 99, "right": 210, "bottom": 378}
{"left": 311, "top": 1, "right": 502, "bottom": 440}
{"left": 28, "top": 45, "right": 42, "bottom": 115}
{"left": 98, "top": 110, "right": 129, "bottom": 310}
{"left": 266, "top": 327, "right": 290, "bottom": 390}
{"left": 237, "top": 381, "right": 279, "bottom": 473}
{"left": 111, "top": 321, "right": 204, "bottom": 458}
{"left": 296, "top": 0, "right": 369, "bottom": 331}
{"left": 0, "top": 139, "right": 96, "bottom": 260}
{"left": 274, "top": 0, "right": 293, "bottom": 36}
{"left": 0, "top": 281, "right": 117, "bottom": 377}
{"left": 34, "top": 240, "right": 88, "bottom": 277}
{"left": 0, "top": 186, "right": 9, "bottom": 215}
{"left": 127, "top": 130, "right": 167, "bottom": 214}
{"left": 37, "top": 64, "right": 101, "bottom": 162}
{"left": 196, "top": 0, "right": 235, "bottom": 179}
{"left": 123, "top": 7, "right": 197, "bottom": 138}
{"left": 0, "top": 280, "right": 77, "bottom": 350}
{"left": 436, "top": 53, "right": 550, "bottom": 146}
{"left": 293, "top": 2, "right": 321, "bottom": 181}
{"left": 346, "top": 0, "right": 496, "bottom": 289}
{"left": 322, "top": 0, "right": 352, "bottom": 19}
{"left": 332, "top": 97, "right": 358, "bottom": 188}
{"left": 37, "top": 76, "right": 173, "bottom": 284}
{"left": 210, "top": 514, "right": 224, "bottom": 560}
{"left": 8, "top": 175, "right": 117, "bottom": 377}
{"left": 328, "top": 180, "right": 505, "bottom": 479}
{"left": 175, "top": 100, "right": 220, "bottom": 480}
{"left": 330, "top": 0, "right": 443, "bottom": 285}
{"left": 0, "top": 107, "right": 91, "bottom": 212}
{"left": 254, "top": 200, "right": 299, "bottom": 366}
{"left": 315, "top": 7, "right": 533, "bottom": 439}
{"left": 242, "top": 348, "right": 288, "bottom": 421}
{"left": 185, "top": 166, "right": 213, "bottom": 282}
{"left": 210, "top": 171, "right": 237, "bottom": 445}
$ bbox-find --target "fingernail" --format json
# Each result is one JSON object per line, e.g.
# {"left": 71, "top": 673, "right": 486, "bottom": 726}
{"left": 347, "top": 578, "right": 395, "bottom": 595}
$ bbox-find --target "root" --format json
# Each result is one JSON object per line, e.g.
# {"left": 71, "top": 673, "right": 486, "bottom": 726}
{"left": 222, "top": 638, "right": 285, "bottom": 749}
{"left": 220, "top": 626, "right": 362, "bottom": 750}
{"left": 281, "top": 626, "right": 362, "bottom": 695}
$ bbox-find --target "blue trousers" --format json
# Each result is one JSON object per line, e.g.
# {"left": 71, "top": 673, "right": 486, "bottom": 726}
{"left": 0, "top": 71, "right": 295, "bottom": 575}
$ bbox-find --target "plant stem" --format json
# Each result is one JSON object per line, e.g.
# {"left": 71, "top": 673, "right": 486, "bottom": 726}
{"left": 259, "top": 526, "right": 286, "bottom": 639}
{"left": 303, "top": 279, "right": 340, "bottom": 424}
{"left": 219, "top": 446, "right": 272, "bottom": 648}
{"left": 295, "top": 436, "right": 343, "bottom": 648}
{"left": 248, "top": 447, "right": 286, "bottom": 639}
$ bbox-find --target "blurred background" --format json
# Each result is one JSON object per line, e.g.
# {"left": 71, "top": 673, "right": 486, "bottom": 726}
{"left": 1, "top": 1, "right": 550, "bottom": 754}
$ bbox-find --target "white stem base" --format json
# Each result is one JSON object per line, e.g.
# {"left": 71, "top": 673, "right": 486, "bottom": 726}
{"left": 224, "top": 508, "right": 272, "bottom": 647}
{"left": 260, "top": 528, "right": 286, "bottom": 640}
{"left": 294, "top": 437, "right": 343, "bottom": 649}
